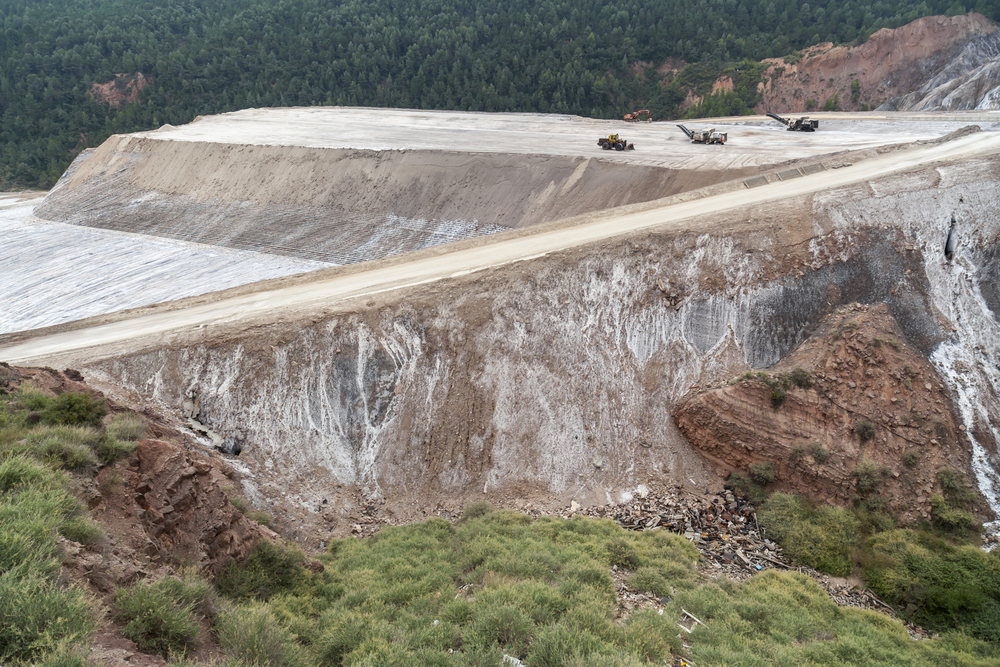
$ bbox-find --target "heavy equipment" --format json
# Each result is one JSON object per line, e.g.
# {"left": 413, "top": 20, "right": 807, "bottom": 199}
{"left": 676, "top": 124, "right": 727, "bottom": 145}
{"left": 624, "top": 109, "right": 652, "bottom": 122}
{"left": 767, "top": 112, "right": 819, "bottom": 131}
{"left": 597, "top": 133, "right": 635, "bottom": 151}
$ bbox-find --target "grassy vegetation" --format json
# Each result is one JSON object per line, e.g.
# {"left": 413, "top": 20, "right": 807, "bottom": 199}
{"left": 113, "top": 575, "right": 211, "bottom": 658}
{"left": 0, "top": 383, "right": 143, "bottom": 664}
{"left": 2, "top": 379, "right": 998, "bottom": 664}
{"left": 759, "top": 492, "right": 1000, "bottom": 643}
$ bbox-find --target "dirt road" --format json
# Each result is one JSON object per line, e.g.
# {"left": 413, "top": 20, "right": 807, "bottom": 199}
{"left": 3, "top": 128, "right": 999, "bottom": 366}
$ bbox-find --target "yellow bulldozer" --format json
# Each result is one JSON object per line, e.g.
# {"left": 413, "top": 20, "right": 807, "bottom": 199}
{"left": 597, "top": 133, "right": 635, "bottom": 151}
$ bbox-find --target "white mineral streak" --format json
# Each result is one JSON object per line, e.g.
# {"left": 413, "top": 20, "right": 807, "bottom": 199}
{"left": 823, "top": 163, "right": 1000, "bottom": 536}
{"left": 0, "top": 198, "right": 330, "bottom": 334}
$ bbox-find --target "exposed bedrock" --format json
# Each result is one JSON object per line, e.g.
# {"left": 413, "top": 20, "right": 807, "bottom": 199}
{"left": 675, "top": 303, "right": 980, "bottom": 525}
{"left": 84, "top": 155, "right": 1000, "bottom": 524}
{"left": 35, "top": 135, "right": 741, "bottom": 264}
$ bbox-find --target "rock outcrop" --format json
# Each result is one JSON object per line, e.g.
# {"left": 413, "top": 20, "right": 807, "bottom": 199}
{"left": 674, "top": 304, "right": 980, "bottom": 525}
{"left": 881, "top": 30, "right": 1000, "bottom": 110}
{"left": 754, "top": 13, "right": 998, "bottom": 113}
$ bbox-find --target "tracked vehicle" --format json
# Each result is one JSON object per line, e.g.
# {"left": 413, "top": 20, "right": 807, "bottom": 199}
{"left": 767, "top": 112, "right": 819, "bottom": 131}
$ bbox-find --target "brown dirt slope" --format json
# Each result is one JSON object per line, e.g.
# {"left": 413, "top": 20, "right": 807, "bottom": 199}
{"left": 755, "top": 13, "right": 997, "bottom": 113}
{"left": 35, "top": 134, "right": 745, "bottom": 264}
{"left": 674, "top": 303, "right": 983, "bottom": 525}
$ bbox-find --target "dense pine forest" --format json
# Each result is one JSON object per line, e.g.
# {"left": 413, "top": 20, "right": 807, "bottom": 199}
{"left": 1, "top": 0, "right": 994, "bottom": 189}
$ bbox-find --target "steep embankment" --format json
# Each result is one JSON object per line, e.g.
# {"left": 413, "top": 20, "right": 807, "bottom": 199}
{"left": 755, "top": 13, "right": 998, "bottom": 113}
{"left": 675, "top": 304, "right": 980, "bottom": 525}
{"left": 70, "top": 146, "right": 1000, "bottom": 543}
{"left": 882, "top": 29, "right": 1000, "bottom": 110}
{"left": 35, "top": 134, "right": 739, "bottom": 264}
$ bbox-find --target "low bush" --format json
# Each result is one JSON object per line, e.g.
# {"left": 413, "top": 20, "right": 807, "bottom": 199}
{"left": 758, "top": 493, "right": 858, "bottom": 576}
{"left": 40, "top": 392, "right": 107, "bottom": 428}
{"left": 92, "top": 433, "right": 137, "bottom": 465}
{"left": 0, "top": 567, "right": 95, "bottom": 664}
{"left": 902, "top": 450, "right": 920, "bottom": 467}
{"left": 863, "top": 529, "right": 1000, "bottom": 642}
{"left": 106, "top": 412, "right": 147, "bottom": 441}
{"left": 929, "top": 495, "right": 980, "bottom": 535}
{"left": 216, "top": 603, "right": 309, "bottom": 667}
{"left": 113, "top": 577, "right": 206, "bottom": 658}
{"left": 770, "top": 388, "right": 786, "bottom": 408}
{"left": 215, "top": 540, "right": 307, "bottom": 601}
{"left": 726, "top": 472, "right": 768, "bottom": 504}
{"left": 855, "top": 421, "right": 876, "bottom": 443}
{"left": 748, "top": 461, "right": 775, "bottom": 486}
{"left": 461, "top": 500, "right": 494, "bottom": 521}
{"left": 937, "top": 468, "right": 976, "bottom": 507}
{"left": 854, "top": 458, "right": 888, "bottom": 494}
{"left": 809, "top": 441, "right": 831, "bottom": 464}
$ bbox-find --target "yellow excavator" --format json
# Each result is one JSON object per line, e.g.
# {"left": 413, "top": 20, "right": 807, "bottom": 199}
{"left": 597, "top": 133, "right": 635, "bottom": 151}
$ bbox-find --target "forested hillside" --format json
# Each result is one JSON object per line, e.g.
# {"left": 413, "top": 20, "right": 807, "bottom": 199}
{"left": 1, "top": 0, "right": 994, "bottom": 189}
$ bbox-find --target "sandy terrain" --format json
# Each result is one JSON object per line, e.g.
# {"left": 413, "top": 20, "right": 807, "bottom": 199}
{"left": 136, "top": 106, "right": 996, "bottom": 170}
{"left": 6, "top": 125, "right": 999, "bottom": 367}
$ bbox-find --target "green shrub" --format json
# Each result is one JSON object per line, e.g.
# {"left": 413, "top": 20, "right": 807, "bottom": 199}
{"left": 92, "top": 433, "right": 137, "bottom": 465}
{"left": 902, "top": 450, "right": 920, "bottom": 467}
{"left": 929, "top": 495, "right": 980, "bottom": 535}
{"left": 0, "top": 568, "right": 95, "bottom": 664}
{"left": 605, "top": 538, "right": 639, "bottom": 569}
{"left": 864, "top": 529, "right": 1000, "bottom": 641}
{"left": 40, "top": 393, "right": 107, "bottom": 428}
{"left": 60, "top": 515, "right": 103, "bottom": 545}
{"left": 17, "top": 425, "right": 101, "bottom": 469}
{"left": 113, "top": 578, "right": 204, "bottom": 658}
{"left": 215, "top": 540, "right": 306, "bottom": 601}
{"left": 809, "top": 441, "right": 831, "bottom": 464}
{"left": 937, "top": 468, "right": 976, "bottom": 507}
{"left": 467, "top": 604, "right": 533, "bottom": 655}
{"left": 246, "top": 509, "right": 274, "bottom": 526}
{"left": 770, "top": 388, "right": 786, "bottom": 408}
{"left": 461, "top": 500, "right": 494, "bottom": 521}
{"left": 855, "top": 420, "right": 876, "bottom": 443}
{"left": 623, "top": 608, "right": 680, "bottom": 662}
{"left": 106, "top": 412, "right": 147, "bottom": 441}
{"left": 853, "top": 458, "right": 888, "bottom": 494}
{"left": 758, "top": 493, "right": 858, "bottom": 576}
{"left": 528, "top": 623, "right": 611, "bottom": 667}
{"left": 216, "top": 603, "right": 309, "bottom": 667}
{"left": 726, "top": 472, "right": 768, "bottom": 504}
{"left": 628, "top": 566, "right": 672, "bottom": 597}
{"left": 748, "top": 461, "right": 775, "bottom": 486}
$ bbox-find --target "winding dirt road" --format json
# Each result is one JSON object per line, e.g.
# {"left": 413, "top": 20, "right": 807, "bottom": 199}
{"left": 3, "top": 128, "right": 999, "bottom": 367}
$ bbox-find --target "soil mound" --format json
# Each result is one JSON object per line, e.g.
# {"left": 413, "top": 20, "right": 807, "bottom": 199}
{"left": 35, "top": 133, "right": 738, "bottom": 264}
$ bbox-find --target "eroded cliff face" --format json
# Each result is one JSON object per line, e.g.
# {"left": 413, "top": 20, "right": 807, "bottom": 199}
{"left": 674, "top": 304, "right": 978, "bottom": 524}
{"left": 756, "top": 13, "right": 998, "bottom": 113}
{"left": 74, "top": 149, "right": 1000, "bottom": 539}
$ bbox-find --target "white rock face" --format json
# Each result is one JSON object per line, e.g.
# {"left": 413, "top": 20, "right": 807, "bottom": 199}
{"left": 83, "top": 154, "right": 1000, "bottom": 526}
{"left": 882, "top": 31, "right": 1000, "bottom": 111}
